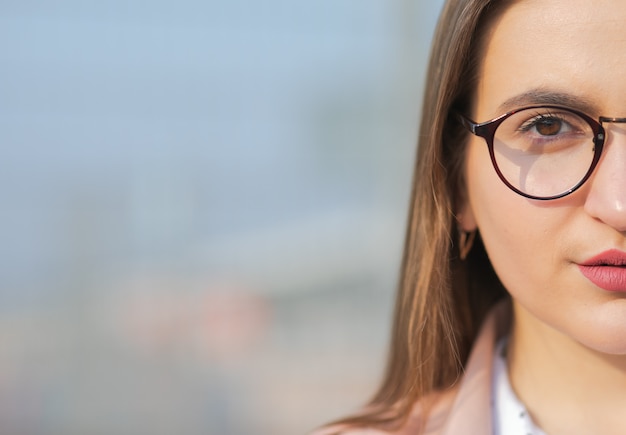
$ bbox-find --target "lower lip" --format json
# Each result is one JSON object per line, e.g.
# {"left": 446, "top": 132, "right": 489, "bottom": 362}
{"left": 578, "top": 265, "right": 626, "bottom": 292}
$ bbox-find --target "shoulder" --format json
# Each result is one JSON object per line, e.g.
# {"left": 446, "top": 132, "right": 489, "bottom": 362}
{"left": 310, "top": 388, "right": 459, "bottom": 435}
{"left": 312, "top": 301, "right": 510, "bottom": 435}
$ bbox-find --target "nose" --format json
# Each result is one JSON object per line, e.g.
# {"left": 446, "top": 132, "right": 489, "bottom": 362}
{"left": 584, "top": 124, "right": 626, "bottom": 232}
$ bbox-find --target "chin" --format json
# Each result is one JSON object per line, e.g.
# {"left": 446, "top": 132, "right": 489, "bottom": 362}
{"left": 583, "top": 340, "right": 626, "bottom": 356}
{"left": 574, "top": 317, "right": 626, "bottom": 355}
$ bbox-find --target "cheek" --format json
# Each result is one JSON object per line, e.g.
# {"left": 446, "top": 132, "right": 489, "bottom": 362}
{"left": 464, "top": 139, "right": 561, "bottom": 296}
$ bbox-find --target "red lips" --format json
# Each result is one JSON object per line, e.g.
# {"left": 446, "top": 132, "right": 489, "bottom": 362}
{"left": 578, "top": 249, "right": 626, "bottom": 292}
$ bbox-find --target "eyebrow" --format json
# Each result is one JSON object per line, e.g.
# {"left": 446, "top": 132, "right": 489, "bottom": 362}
{"left": 497, "top": 89, "right": 600, "bottom": 115}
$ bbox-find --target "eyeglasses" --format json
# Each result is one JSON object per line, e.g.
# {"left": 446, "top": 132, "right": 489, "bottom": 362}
{"left": 458, "top": 105, "right": 626, "bottom": 200}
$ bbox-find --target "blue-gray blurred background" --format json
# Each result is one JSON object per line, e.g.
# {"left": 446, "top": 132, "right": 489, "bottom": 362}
{"left": 1, "top": 1, "right": 443, "bottom": 434}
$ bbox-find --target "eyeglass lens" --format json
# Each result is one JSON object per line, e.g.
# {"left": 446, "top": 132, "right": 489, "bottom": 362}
{"left": 491, "top": 107, "right": 596, "bottom": 198}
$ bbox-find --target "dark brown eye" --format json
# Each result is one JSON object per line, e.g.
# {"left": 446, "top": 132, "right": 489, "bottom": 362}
{"left": 535, "top": 118, "right": 562, "bottom": 136}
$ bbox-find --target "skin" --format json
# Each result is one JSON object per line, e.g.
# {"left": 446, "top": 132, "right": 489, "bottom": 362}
{"left": 459, "top": 1, "right": 626, "bottom": 433}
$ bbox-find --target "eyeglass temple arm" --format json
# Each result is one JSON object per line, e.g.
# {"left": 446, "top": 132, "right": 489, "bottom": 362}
{"left": 456, "top": 114, "right": 479, "bottom": 134}
{"left": 599, "top": 116, "right": 626, "bottom": 124}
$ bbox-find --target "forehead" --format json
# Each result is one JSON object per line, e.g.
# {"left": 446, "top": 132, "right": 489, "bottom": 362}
{"left": 476, "top": 0, "right": 626, "bottom": 119}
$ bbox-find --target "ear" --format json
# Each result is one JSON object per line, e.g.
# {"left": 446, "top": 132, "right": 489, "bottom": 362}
{"left": 456, "top": 193, "right": 477, "bottom": 232}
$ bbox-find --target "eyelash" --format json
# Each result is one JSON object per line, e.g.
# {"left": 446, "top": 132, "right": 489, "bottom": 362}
{"left": 518, "top": 111, "right": 566, "bottom": 132}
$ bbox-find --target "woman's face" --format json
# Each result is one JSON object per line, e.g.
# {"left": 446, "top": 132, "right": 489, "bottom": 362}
{"left": 461, "top": 0, "right": 626, "bottom": 354}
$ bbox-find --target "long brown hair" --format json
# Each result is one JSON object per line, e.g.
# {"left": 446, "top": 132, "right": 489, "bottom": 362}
{"left": 323, "top": 0, "right": 511, "bottom": 432}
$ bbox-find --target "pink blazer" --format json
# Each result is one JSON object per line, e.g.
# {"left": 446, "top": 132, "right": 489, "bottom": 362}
{"left": 313, "top": 301, "right": 512, "bottom": 435}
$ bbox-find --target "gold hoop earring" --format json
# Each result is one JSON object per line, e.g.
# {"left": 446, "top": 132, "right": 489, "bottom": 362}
{"left": 459, "top": 229, "right": 476, "bottom": 261}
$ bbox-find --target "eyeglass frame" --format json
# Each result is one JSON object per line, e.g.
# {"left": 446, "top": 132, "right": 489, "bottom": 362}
{"left": 457, "top": 104, "right": 626, "bottom": 200}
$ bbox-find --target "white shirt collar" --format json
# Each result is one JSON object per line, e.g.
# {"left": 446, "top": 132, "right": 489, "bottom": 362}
{"left": 492, "top": 338, "right": 548, "bottom": 435}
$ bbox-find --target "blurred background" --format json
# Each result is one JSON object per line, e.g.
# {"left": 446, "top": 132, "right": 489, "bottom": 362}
{"left": 0, "top": 1, "right": 443, "bottom": 434}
